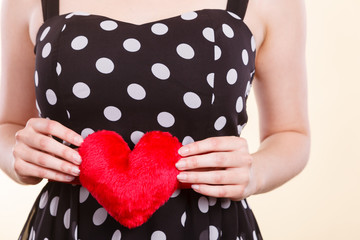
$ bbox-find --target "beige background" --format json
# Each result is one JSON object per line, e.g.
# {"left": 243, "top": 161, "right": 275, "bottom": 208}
{"left": 1, "top": 0, "right": 359, "bottom": 239}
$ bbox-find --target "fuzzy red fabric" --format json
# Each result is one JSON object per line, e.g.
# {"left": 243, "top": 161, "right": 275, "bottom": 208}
{"left": 78, "top": 130, "right": 188, "bottom": 229}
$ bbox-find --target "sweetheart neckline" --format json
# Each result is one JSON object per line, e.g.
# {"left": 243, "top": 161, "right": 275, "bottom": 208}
{"left": 35, "top": 8, "right": 254, "bottom": 50}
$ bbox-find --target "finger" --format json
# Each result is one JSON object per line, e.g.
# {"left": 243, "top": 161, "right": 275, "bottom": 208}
{"left": 176, "top": 151, "right": 243, "bottom": 170}
{"left": 17, "top": 130, "right": 82, "bottom": 165}
{"left": 14, "top": 157, "right": 76, "bottom": 182}
{"left": 177, "top": 169, "right": 247, "bottom": 185}
{"left": 14, "top": 143, "right": 81, "bottom": 177}
{"left": 191, "top": 184, "right": 246, "bottom": 200}
{"left": 27, "top": 118, "right": 83, "bottom": 146}
{"left": 178, "top": 136, "right": 248, "bottom": 157}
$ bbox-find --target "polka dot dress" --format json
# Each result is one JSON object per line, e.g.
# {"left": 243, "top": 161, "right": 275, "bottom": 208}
{"left": 20, "top": 0, "right": 262, "bottom": 239}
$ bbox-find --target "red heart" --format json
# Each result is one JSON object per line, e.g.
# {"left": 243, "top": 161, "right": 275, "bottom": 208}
{"left": 78, "top": 130, "right": 185, "bottom": 229}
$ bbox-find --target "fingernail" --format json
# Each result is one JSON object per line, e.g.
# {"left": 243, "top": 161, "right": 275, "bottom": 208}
{"left": 65, "top": 175, "right": 75, "bottom": 181}
{"left": 73, "top": 153, "right": 82, "bottom": 164}
{"left": 177, "top": 173, "right": 187, "bottom": 181}
{"left": 175, "top": 160, "right": 186, "bottom": 169}
{"left": 72, "top": 167, "right": 80, "bottom": 176}
{"left": 75, "top": 136, "right": 84, "bottom": 145}
{"left": 191, "top": 184, "right": 200, "bottom": 190}
{"left": 178, "top": 147, "right": 189, "bottom": 156}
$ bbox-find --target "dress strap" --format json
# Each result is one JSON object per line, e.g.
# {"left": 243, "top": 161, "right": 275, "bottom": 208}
{"left": 41, "top": 0, "right": 60, "bottom": 22}
{"left": 226, "top": 0, "right": 249, "bottom": 19}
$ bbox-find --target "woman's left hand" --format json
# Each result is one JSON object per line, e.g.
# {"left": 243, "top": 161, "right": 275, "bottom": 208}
{"left": 176, "top": 136, "right": 258, "bottom": 201}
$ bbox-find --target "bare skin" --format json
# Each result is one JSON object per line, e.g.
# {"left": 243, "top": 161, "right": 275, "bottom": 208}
{"left": 0, "top": 0, "right": 309, "bottom": 201}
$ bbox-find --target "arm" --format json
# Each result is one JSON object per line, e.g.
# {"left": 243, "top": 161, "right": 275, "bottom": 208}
{"left": 0, "top": 0, "right": 83, "bottom": 184}
{"left": 251, "top": 0, "right": 309, "bottom": 194}
{"left": 176, "top": 0, "right": 310, "bottom": 200}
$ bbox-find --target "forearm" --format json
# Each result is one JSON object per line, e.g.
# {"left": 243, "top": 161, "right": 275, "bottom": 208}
{"left": 0, "top": 123, "right": 24, "bottom": 183}
{"left": 252, "top": 130, "right": 310, "bottom": 195}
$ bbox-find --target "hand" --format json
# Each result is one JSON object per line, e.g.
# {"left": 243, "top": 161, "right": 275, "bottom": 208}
{"left": 12, "top": 118, "right": 84, "bottom": 184}
{"left": 176, "top": 136, "right": 257, "bottom": 201}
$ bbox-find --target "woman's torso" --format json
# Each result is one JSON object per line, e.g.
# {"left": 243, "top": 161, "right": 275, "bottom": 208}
{"left": 20, "top": 0, "right": 264, "bottom": 239}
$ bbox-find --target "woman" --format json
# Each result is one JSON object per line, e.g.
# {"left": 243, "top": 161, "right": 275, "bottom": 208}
{"left": 0, "top": 0, "right": 309, "bottom": 239}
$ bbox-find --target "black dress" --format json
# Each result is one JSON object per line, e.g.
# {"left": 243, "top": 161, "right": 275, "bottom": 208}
{"left": 20, "top": 0, "right": 262, "bottom": 239}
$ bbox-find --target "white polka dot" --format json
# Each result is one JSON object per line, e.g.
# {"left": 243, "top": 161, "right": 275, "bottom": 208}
{"left": 251, "top": 70, "right": 255, "bottom": 78}
{"left": 74, "top": 225, "right": 78, "bottom": 240}
{"left": 151, "top": 23, "right": 168, "bottom": 35}
{"left": 157, "top": 112, "right": 175, "bottom": 128}
{"left": 151, "top": 63, "right": 170, "bottom": 80}
{"left": 34, "top": 71, "right": 39, "bottom": 87}
{"left": 221, "top": 198, "right": 231, "bottom": 209}
{"left": 207, "top": 73, "right": 214, "bottom": 88}
{"left": 226, "top": 69, "right": 238, "bottom": 85}
{"left": 214, "top": 116, "right": 226, "bottom": 131}
{"left": 241, "top": 199, "right": 248, "bottom": 209}
{"left": 181, "top": 211, "right": 186, "bottom": 227}
{"left": 39, "top": 191, "right": 48, "bottom": 209}
{"left": 81, "top": 128, "right": 94, "bottom": 139}
{"left": 73, "top": 82, "right": 91, "bottom": 99}
{"left": 96, "top": 57, "right": 114, "bottom": 74}
{"left": 151, "top": 230, "right": 166, "bottom": 240}
{"left": 93, "top": 208, "right": 108, "bottom": 226}
{"left": 79, "top": 186, "right": 90, "bottom": 203}
{"left": 46, "top": 89, "right": 57, "bottom": 105}
{"left": 237, "top": 123, "right": 246, "bottom": 135}
{"left": 100, "top": 20, "right": 118, "bottom": 31}
{"left": 211, "top": 94, "right": 215, "bottom": 104}
{"left": 62, "top": 24, "right": 66, "bottom": 32}
{"left": 130, "top": 131, "right": 144, "bottom": 145}
{"left": 176, "top": 43, "right": 195, "bottom": 59}
{"left": 209, "top": 225, "right": 219, "bottom": 240}
{"left": 66, "top": 110, "right": 70, "bottom": 119}
{"left": 245, "top": 81, "right": 251, "bottom": 96}
{"left": 64, "top": 208, "right": 71, "bottom": 229}
{"left": 111, "top": 230, "right": 122, "bottom": 240}
{"left": 228, "top": 11, "right": 241, "bottom": 19}
{"left": 214, "top": 45, "right": 222, "bottom": 61}
{"left": 242, "top": 49, "right": 249, "bottom": 65}
{"left": 50, "top": 196, "right": 59, "bottom": 216}
{"left": 209, "top": 197, "right": 217, "bottom": 206}
{"left": 42, "top": 43, "right": 51, "bottom": 58}
{"left": 198, "top": 196, "right": 209, "bottom": 213}
{"left": 171, "top": 189, "right": 181, "bottom": 198}
{"left": 63, "top": 140, "right": 71, "bottom": 147}
{"left": 104, "top": 106, "right": 122, "bottom": 121}
{"left": 181, "top": 11, "right": 198, "bottom": 20}
{"left": 251, "top": 36, "right": 256, "bottom": 52}
{"left": 73, "top": 12, "right": 91, "bottom": 16}
{"left": 183, "top": 92, "right": 201, "bottom": 109}
{"left": 65, "top": 13, "right": 74, "bottom": 19}
{"left": 40, "top": 27, "right": 51, "bottom": 41}
{"left": 36, "top": 101, "right": 41, "bottom": 115}
{"left": 182, "top": 136, "right": 194, "bottom": 145}
{"left": 66, "top": 12, "right": 90, "bottom": 18}
{"left": 123, "top": 38, "right": 141, "bottom": 52}
{"left": 71, "top": 36, "right": 88, "bottom": 50}
{"left": 29, "top": 227, "right": 35, "bottom": 240}
{"left": 253, "top": 231, "right": 258, "bottom": 240}
{"left": 222, "top": 24, "right": 234, "bottom": 38}
{"left": 127, "top": 83, "right": 146, "bottom": 100}
{"left": 202, "top": 27, "right": 215, "bottom": 42}
{"left": 236, "top": 96, "right": 243, "bottom": 113}
{"left": 56, "top": 62, "right": 62, "bottom": 76}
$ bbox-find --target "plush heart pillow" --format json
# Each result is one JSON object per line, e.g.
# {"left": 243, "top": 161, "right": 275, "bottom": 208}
{"left": 78, "top": 130, "right": 187, "bottom": 229}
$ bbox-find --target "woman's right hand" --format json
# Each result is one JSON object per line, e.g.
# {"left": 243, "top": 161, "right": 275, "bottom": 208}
{"left": 12, "top": 118, "right": 84, "bottom": 185}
